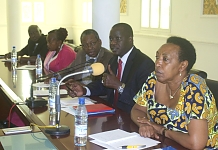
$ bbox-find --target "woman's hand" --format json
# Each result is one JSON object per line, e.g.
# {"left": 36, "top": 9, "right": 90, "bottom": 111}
{"left": 137, "top": 117, "right": 160, "bottom": 139}
{"left": 138, "top": 117, "right": 165, "bottom": 135}
{"left": 139, "top": 123, "right": 159, "bottom": 139}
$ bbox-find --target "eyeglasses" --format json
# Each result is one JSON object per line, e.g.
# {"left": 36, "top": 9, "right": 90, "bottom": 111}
{"left": 81, "top": 39, "right": 99, "bottom": 49}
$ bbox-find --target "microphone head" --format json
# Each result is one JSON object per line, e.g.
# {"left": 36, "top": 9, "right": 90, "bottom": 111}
{"left": 90, "top": 63, "right": 104, "bottom": 76}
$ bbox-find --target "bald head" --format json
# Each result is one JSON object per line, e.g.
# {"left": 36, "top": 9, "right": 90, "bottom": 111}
{"left": 28, "top": 25, "right": 42, "bottom": 42}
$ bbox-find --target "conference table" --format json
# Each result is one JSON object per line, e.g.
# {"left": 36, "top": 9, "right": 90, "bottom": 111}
{"left": 0, "top": 60, "right": 187, "bottom": 150}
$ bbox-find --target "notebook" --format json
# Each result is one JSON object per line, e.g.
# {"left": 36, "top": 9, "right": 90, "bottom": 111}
{"left": 73, "top": 103, "right": 115, "bottom": 115}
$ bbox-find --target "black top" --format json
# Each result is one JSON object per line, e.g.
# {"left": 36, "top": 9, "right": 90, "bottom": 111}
{"left": 18, "top": 34, "right": 48, "bottom": 60}
{"left": 87, "top": 46, "right": 155, "bottom": 113}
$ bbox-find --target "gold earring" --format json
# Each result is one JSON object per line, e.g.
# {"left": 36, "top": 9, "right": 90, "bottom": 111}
{"left": 180, "top": 72, "right": 182, "bottom": 76}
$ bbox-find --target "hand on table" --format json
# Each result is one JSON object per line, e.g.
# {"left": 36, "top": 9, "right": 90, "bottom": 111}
{"left": 4, "top": 52, "right": 11, "bottom": 59}
{"left": 137, "top": 117, "right": 164, "bottom": 139}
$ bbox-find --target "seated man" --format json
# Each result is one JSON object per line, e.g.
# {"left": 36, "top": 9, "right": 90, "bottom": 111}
{"left": 67, "top": 23, "right": 155, "bottom": 113}
{"left": 5, "top": 25, "right": 48, "bottom": 62}
{"left": 67, "top": 29, "right": 113, "bottom": 84}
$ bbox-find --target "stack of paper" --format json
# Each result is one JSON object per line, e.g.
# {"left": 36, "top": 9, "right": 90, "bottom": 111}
{"left": 61, "top": 97, "right": 95, "bottom": 115}
{"left": 33, "top": 89, "right": 67, "bottom": 96}
{"left": 32, "top": 82, "right": 65, "bottom": 88}
{"left": 2, "top": 126, "right": 32, "bottom": 135}
{"left": 16, "top": 65, "right": 35, "bottom": 70}
{"left": 89, "top": 129, "right": 160, "bottom": 150}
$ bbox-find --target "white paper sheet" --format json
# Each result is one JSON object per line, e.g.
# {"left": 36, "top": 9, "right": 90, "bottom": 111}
{"left": 1, "top": 59, "right": 12, "bottom": 62}
{"left": 61, "top": 97, "right": 94, "bottom": 107}
{"left": 89, "top": 129, "right": 160, "bottom": 150}
{"left": 32, "top": 82, "right": 65, "bottom": 88}
{"left": 61, "top": 97, "right": 94, "bottom": 115}
{"left": 32, "top": 82, "right": 50, "bottom": 88}
{"left": 16, "top": 65, "right": 35, "bottom": 70}
{"left": 2, "top": 126, "right": 32, "bottom": 135}
{"left": 33, "top": 89, "right": 67, "bottom": 96}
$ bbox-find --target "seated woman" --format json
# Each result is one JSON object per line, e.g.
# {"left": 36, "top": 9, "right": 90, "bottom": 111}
{"left": 44, "top": 27, "right": 76, "bottom": 73}
{"left": 131, "top": 36, "right": 217, "bottom": 149}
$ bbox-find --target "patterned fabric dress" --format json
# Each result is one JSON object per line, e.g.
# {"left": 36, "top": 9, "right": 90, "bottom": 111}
{"left": 134, "top": 72, "right": 218, "bottom": 149}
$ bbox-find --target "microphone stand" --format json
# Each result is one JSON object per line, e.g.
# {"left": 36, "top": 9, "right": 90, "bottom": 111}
{"left": 26, "top": 81, "right": 47, "bottom": 108}
{"left": 44, "top": 68, "right": 93, "bottom": 136}
{"left": 37, "top": 59, "right": 95, "bottom": 81}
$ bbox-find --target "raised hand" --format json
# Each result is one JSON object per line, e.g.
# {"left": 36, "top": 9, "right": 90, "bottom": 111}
{"left": 102, "top": 65, "right": 122, "bottom": 89}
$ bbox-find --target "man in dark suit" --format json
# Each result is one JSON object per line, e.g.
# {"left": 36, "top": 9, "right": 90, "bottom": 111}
{"left": 5, "top": 25, "right": 48, "bottom": 62}
{"left": 67, "top": 23, "right": 154, "bottom": 113}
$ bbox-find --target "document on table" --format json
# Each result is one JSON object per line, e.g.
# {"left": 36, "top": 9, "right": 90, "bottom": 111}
{"left": 33, "top": 89, "right": 67, "bottom": 96}
{"left": 2, "top": 126, "right": 32, "bottom": 135}
{"left": 89, "top": 129, "right": 160, "bottom": 150}
{"left": 32, "top": 82, "right": 65, "bottom": 88}
{"left": 16, "top": 65, "right": 35, "bottom": 70}
{"left": 61, "top": 97, "right": 95, "bottom": 116}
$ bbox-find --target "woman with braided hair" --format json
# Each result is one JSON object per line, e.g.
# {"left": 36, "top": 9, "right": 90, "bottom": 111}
{"left": 44, "top": 27, "right": 76, "bottom": 72}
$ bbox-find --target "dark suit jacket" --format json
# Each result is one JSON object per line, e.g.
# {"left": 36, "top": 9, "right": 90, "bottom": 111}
{"left": 68, "top": 47, "right": 113, "bottom": 81}
{"left": 87, "top": 46, "right": 155, "bottom": 113}
{"left": 18, "top": 34, "right": 48, "bottom": 60}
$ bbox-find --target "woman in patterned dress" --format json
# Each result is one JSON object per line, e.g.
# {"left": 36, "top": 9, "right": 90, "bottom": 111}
{"left": 131, "top": 36, "right": 217, "bottom": 149}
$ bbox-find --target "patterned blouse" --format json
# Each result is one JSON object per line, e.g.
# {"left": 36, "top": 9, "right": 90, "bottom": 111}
{"left": 134, "top": 72, "right": 218, "bottom": 149}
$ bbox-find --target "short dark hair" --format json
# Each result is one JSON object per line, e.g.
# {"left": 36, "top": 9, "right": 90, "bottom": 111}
{"left": 48, "top": 27, "right": 68, "bottom": 42}
{"left": 112, "top": 23, "right": 133, "bottom": 37}
{"left": 167, "top": 36, "right": 196, "bottom": 72}
{"left": 80, "top": 29, "right": 100, "bottom": 43}
{"left": 28, "top": 25, "right": 40, "bottom": 30}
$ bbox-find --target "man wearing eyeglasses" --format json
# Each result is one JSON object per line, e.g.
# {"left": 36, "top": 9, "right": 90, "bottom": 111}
{"left": 67, "top": 23, "right": 154, "bottom": 113}
{"left": 66, "top": 29, "right": 113, "bottom": 85}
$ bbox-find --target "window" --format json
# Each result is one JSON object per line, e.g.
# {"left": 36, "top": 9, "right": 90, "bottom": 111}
{"left": 82, "top": 1, "right": 92, "bottom": 23}
{"left": 141, "top": 0, "right": 171, "bottom": 33}
{"left": 22, "top": 2, "right": 44, "bottom": 23}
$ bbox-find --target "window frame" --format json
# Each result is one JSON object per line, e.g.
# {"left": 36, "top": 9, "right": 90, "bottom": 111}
{"left": 140, "top": 0, "right": 171, "bottom": 35}
{"left": 21, "top": 1, "right": 45, "bottom": 23}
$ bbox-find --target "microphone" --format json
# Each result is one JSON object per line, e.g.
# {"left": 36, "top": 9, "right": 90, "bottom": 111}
{"left": 45, "top": 63, "right": 104, "bottom": 136}
{"left": 36, "top": 59, "right": 95, "bottom": 81}
{"left": 25, "top": 82, "right": 48, "bottom": 108}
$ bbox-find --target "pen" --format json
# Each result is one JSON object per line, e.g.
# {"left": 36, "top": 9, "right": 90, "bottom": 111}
{"left": 66, "top": 85, "right": 73, "bottom": 92}
{"left": 118, "top": 145, "right": 146, "bottom": 149}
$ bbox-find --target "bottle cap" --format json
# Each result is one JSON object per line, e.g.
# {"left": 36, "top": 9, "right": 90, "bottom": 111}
{"left": 51, "top": 77, "right": 56, "bottom": 83}
{"left": 37, "top": 54, "right": 41, "bottom": 58}
{"left": 78, "top": 97, "right": 85, "bottom": 105}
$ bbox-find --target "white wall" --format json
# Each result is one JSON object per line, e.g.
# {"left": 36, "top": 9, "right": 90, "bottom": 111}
{"left": 120, "top": 0, "right": 218, "bottom": 80}
{"left": 0, "top": 0, "right": 74, "bottom": 53}
{"left": 1, "top": 0, "right": 218, "bottom": 80}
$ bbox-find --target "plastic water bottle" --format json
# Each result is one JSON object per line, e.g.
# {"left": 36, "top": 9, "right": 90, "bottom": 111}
{"left": 11, "top": 46, "right": 17, "bottom": 63}
{"left": 74, "top": 97, "right": 88, "bottom": 146}
{"left": 48, "top": 77, "right": 57, "bottom": 114}
{"left": 11, "top": 64, "right": 17, "bottom": 88}
{"left": 35, "top": 54, "right": 42, "bottom": 77}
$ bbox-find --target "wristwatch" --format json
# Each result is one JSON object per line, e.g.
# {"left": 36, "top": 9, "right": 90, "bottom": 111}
{"left": 117, "top": 83, "right": 125, "bottom": 94}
